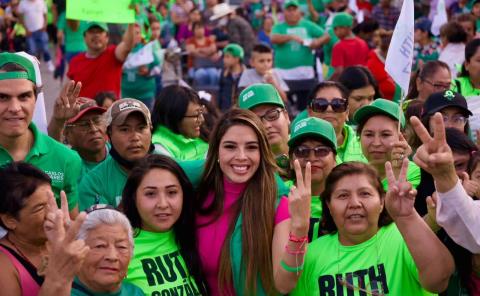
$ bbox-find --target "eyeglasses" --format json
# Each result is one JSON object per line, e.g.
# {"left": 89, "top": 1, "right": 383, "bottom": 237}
{"left": 85, "top": 204, "right": 117, "bottom": 214}
{"left": 422, "top": 79, "right": 451, "bottom": 91}
{"left": 310, "top": 98, "right": 348, "bottom": 113}
{"left": 184, "top": 105, "right": 205, "bottom": 122}
{"left": 259, "top": 108, "right": 283, "bottom": 122}
{"left": 66, "top": 116, "right": 104, "bottom": 132}
{"left": 442, "top": 114, "right": 468, "bottom": 125}
{"left": 293, "top": 146, "right": 332, "bottom": 159}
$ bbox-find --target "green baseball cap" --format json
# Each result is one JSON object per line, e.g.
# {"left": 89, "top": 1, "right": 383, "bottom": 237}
{"left": 354, "top": 98, "right": 406, "bottom": 128}
{"left": 332, "top": 12, "right": 354, "bottom": 28}
{"left": 0, "top": 52, "right": 36, "bottom": 84}
{"left": 223, "top": 43, "right": 244, "bottom": 59}
{"left": 84, "top": 21, "right": 109, "bottom": 34}
{"left": 288, "top": 117, "right": 337, "bottom": 151}
{"left": 284, "top": 0, "right": 300, "bottom": 8}
{"left": 238, "top": 83, "right": 285, "bottom": 110}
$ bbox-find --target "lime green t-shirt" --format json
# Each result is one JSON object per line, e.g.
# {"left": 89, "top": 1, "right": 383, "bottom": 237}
{"left": 78, "top": 156, "right": 128, "bottom": 210}
{"left": 0, "top": 123, "right": 81, "bottom": 210}
{"left": 336, "top": 124, "right": 368, "bottom": 164}
{"left": 272, "top": 19, "right": 324, "bottom": 69}
{"left": 381, "top": 161, "right": 421, "bottom": 191}
{"left": 72, "top": 277, "right": 144, "bottom": 296}
{"left": 57, "top": 12, "right": 87, "bottom": 53}
{"left": 126, "top": 229, "right": 202, "bottom": 295}
{"left": 452, "top": 76, "right": 480, "bottom": 97}
{"left": 291, "top": 223, "right": 436, "bottom": 296}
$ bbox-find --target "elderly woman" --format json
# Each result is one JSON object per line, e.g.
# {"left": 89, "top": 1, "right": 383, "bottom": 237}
{"left": 0, "top": 162, "right": 89, "bottom": 296}
{"left": 291, "top": 161, "right": 455, "bottom": 295}
{"left": 72, "top": 207, "right": 144, "bottom": 295}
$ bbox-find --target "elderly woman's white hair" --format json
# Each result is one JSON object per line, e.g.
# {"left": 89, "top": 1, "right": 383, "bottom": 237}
{"left": 77, "top": 209, "right": 134, "bottom": 249}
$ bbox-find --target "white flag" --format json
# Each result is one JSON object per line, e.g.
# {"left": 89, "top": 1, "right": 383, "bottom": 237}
{"left": 431, "top": 0, "right": 447, "bottom": 36}
{"left": 385, "top": 0, "right": 414, "bottom": 96}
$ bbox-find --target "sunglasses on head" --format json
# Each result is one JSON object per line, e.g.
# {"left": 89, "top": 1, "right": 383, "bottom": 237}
{"left": 309, "top": 97, "right": 348, "bottom": 113}
{"left": 293, "top": 146, "right": 332, "bottom": 159}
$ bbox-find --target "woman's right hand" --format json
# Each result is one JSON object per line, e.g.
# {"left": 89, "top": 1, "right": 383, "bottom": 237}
{"left": 288, "top": 160, "right": 311, "bottom": 235}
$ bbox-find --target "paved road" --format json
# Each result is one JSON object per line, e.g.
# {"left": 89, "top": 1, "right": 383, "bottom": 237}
{"left": 39, "top": 59, "right": 63, "bottom": 121}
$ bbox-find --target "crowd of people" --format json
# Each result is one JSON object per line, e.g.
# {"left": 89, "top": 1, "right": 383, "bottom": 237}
{"left": 1, "top": 0, "right": 480, "bottom": 295}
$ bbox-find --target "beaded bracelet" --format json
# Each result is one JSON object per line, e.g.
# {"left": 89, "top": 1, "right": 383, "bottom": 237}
{"left": 285, "top": 244, "right": 307, "bottom": 255}
{"left": 289, "top": 232, "right": 308, "bottom": 243}
{"left": 280, "top": 259, "right": 304, "bottom": 273}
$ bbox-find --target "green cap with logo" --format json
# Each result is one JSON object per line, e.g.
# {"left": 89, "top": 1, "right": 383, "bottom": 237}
{"left": 354, "top": 98, "right": 406, "bottom": 128}
{"left": 238, "top": 83, "right": 285, "bottom": 110}
{"left": 288, "top": 117, "right": 337, "bottom": 151}
{"left": 0, "top": 52, "right": 36, "bottom": 84}
{"left": 332, "top": 12, "right": 354, "bottom": 28}
{"left": 84, "top": 21, "right": 109, "bottom": 34}
{"left": 223, "top": 43, "right": 244, "bottom": 59}
{"left": 284, "top": 0, "right": 300, "bottom": 8}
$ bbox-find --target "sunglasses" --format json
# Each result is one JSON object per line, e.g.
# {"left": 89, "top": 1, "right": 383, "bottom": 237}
{"left": 259, "top": 108, "right": 283, "bottom": 122}
{"left": 293, "top": 146, "right": 332, "bottom": 159}
{"left": 310, "top": 98, "right": 348, "bottom": 113}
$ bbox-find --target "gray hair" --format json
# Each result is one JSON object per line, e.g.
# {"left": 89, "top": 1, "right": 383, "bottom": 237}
{"left": 77, "top": 209, "right": 134, "bottom": 250}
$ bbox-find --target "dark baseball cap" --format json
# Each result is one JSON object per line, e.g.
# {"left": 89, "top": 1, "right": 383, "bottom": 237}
{"left": 422, "top": 90, "right": 472, "bottom": 118}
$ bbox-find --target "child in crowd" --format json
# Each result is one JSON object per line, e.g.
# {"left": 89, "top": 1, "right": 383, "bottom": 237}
{"left": 217, "top": 43, "right": 245, "bottom": 111}
{"left": 238, "top": 43, "right": 289, "bottom": 102}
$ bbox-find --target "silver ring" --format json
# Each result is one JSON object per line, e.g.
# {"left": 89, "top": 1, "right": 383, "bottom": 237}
{"left": 399, "top": 153, "right": 405, "bottom": 161}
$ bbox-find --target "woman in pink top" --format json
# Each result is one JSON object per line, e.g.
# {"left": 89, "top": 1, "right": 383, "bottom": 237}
{"left": 0, "top": 162, "right": 90, "bottom": 296}
{"left": 195, "top": 109, "right": 312, "bottom": 295}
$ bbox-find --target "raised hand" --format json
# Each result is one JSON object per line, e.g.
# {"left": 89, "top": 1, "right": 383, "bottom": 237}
{"left": 52, "top": 80, "right": 82, "bottom": 122}
{"left": 461, "top": 172, "right": 480, "bottom": 198}
{"left": 385, "top": 158, "right": 417, "bottom": 220}
{"left": 289, "top": 160, "right": 312, "bottom": 233}
{"left": 391, "top": 133, "right": 412, "bottom": 169}
{"left": 410, "top": 113, "right": 455, "bottom": 178}
{"left": 42, "top": 192, "right": 89, "bottom": 280}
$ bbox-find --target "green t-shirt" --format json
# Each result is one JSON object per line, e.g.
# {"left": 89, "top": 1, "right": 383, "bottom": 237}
{"left": 0, "top": 123, "right": 81, "bottom": 210}
{"left": 336, "top": 124, "right": 368, "bottom": 164}
{"left": 152, "top": 125, "right": 208, "bottom": 161}
{"left": 121, "top": 43, "right": 160, "bottom": 102}
{"left": 57, "top": 12, "right": 87, "bottom": 53}
{"left": 78, "top": 156, "right": 128, "bottom": 210}
{"left": 381, "top": 161, "right": 421, "bottom": 190}
{"left": 291, "top": 223, "right": 436, "bottom": 296}
{"left": 272, "top": 19, "right": 324, "bottom": 69}
{"left": 72, "top": 277, "right": 144, "bottom": 296}
{"left": 77, "top": 149, "right": 111, "bottom": 184}
{"left": 452, "top": 76, "right": 480, "bottom": 97}
{"left": 126, "top": 229, "right": 202, "bottom": 295}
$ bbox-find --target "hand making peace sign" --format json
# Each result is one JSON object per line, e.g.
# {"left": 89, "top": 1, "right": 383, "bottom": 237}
{"left": 289, "top": 160, "right": 312, "bottom": 232}
{"left": 385, "top": 158, "right": 417, "bottom": 220}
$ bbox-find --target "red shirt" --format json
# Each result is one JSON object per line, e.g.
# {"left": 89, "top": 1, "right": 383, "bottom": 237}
{"left": 67, "top": 45, "right": 123, "bottom": 98}
{"left": 366, "top": 50, "right": 396, "bottom": 100}
{"left": 331, "top": 36, "right": 370, "bottom": 68}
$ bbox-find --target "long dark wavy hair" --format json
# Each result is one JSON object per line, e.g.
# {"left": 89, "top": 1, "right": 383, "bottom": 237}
{"left": 121, "top": 154, "right": 208, "bottom": 295}
{"left": 196, "top": 108, "right": 278, "bottom": 295}
{"left": 321, "top": 162, "right": 393, "bottom": 234}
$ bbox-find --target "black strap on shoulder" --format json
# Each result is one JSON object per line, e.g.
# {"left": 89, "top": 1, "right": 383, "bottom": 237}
{"left": 455, "top": 79, "right": 462, "bottom": 94}
{"left": 0, "top": 243, "right": 44, "bottom": 286}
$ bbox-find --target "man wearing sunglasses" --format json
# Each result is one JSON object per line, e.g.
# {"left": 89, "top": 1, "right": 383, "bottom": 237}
{"left": 306, "top": 81, "right": 367, "bottom": 164}
{"left": 239, "top": 84, "right": 291, "bottom": 171}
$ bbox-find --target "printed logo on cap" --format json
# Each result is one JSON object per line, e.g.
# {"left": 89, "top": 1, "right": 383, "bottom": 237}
{"left": 444, "top": 90, "right": 455, "bottom": 100}
{"left": 242, "top": 90, "right": 255, "bottom": 102}
{"left": 119, "top": 101, "right": 142, "bottom": 111}
{"left": 294, "top": 119, "right": 308, "bottom": 133}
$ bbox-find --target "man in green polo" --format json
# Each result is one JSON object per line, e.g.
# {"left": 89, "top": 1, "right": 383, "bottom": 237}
{"left": 0, "top": 52, "right": 81, "bottom": 216}
{"left": 238, "top": 84, "right": 291, "bottom": 171}
{"left": 78, "top": 98, "right": 153, "bottom": 210}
